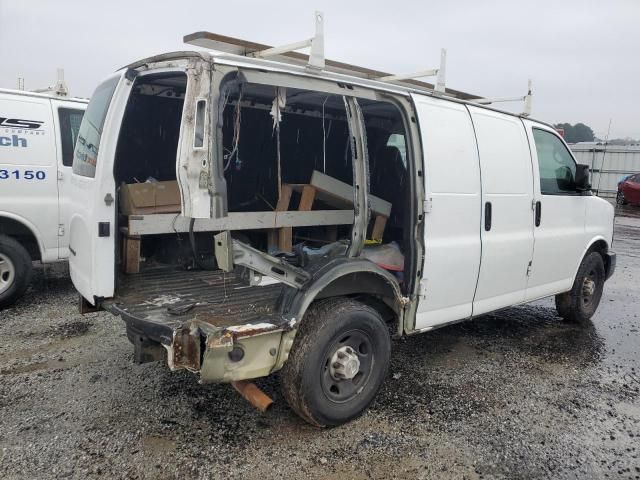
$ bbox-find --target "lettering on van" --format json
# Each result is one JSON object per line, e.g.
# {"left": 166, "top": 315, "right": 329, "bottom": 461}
{"left": 0, "top": 117, "right": 44, "bottom": 130}
{"left": 0, "top": 117, "right": 45, "bottom": 145}
{"left": 0, "top": 135, "right": 28, "bottom": 148}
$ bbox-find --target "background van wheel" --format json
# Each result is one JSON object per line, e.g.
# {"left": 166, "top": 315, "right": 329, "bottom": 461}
{"left": 0, "top": 235, "right": 33, "bottom": 310}
{"left": 281, "top": 297, "right": 391, "bottom": 427}
{"left": 555, "top": 251, "right": 605, "bottom": 324}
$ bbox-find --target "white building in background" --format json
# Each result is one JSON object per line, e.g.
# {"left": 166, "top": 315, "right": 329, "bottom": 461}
{"left": 571, "top": 144, "right": 640, "bottom": 198}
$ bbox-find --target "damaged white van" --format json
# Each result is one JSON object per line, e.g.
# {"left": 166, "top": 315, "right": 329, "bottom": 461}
{"left": 0, "top": 88, "right": 86, "bottom": 308}
{"left": 68, "top": 29, "right": 615, "bottom": 426}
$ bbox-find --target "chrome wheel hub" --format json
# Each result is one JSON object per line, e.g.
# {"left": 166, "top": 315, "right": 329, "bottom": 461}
{"left": 0, "top": 253, "right": 16, "bottom": 295}
{"left": 329, "top": 346, "right": 361, "bottom": 380}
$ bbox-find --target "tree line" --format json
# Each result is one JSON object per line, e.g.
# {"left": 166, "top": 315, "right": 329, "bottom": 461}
{"left": 555, "top": 122, "right": 639, "bottom": 145}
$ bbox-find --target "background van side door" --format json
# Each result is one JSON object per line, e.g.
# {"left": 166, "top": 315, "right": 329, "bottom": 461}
{"left": 468, "top": 106, "right": 535, "bottom": 315}
{"left": 523, "top": 121, "right": 586, "bottom": 300}
{"left": 51, "top": 99, "right": 85, "bottom": 258}
{"left": 411, "top": 95, "right": 482, "bottom": 329}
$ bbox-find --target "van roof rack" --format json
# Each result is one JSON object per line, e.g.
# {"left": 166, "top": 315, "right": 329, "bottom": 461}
{"left": 473, "top": 79, "right": 533, "bottom": 117}
{"left": 30, "top": 68, "right": 69, "bottom": 97}
{"left": 183, "top": 12, "right": 479, "bottom": 101}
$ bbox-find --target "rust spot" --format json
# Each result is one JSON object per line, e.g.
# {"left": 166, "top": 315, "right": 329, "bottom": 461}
{"left": 172, "top": 326, "right": 201, "bottom": 371}
{"left": 224, "top": 323, "right": 281, "bottom": 339}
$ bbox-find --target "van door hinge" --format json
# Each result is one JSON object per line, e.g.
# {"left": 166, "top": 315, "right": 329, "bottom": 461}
{"left": 58, "top": 224, "right": 65, "bottom": 236}
{"left": 531, "top": 199, "right": 537, "bottom": 210}
{"left": 104, "top": 193, "right": 114, "bottom": 206}
{"left": 57, "top": 170, "right": 63, "bottom": 181}
{"left": 526, "top": 261, "right": 533, "bottom": 277}
{"left": 423, "top": 197, "right": 433, "bottom": 214}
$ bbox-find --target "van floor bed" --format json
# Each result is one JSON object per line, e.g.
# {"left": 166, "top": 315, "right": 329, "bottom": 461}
{"left": 103, "top": 266, "right": 286, "bottom": 331}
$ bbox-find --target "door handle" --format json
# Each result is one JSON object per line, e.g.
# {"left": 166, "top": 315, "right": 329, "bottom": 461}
{"left": 535, "top": 201, "right": 542, "bottom": 227}
{"left": 484, "top": 202, "right": 492, "bottom": 231}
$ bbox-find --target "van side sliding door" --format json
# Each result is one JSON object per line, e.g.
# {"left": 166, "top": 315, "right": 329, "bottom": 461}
{"left": 411, "top": 95, "right": 482, "bottom": 329}
{"left": 468, "top": 107, "right": 535, "bottom": 316}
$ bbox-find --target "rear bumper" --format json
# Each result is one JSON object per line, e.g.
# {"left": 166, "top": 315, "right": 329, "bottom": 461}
{"left": 604, "top": 252, "right": 616, "bottom": 280}
{"left": 107, "top": 303, "right": 291, "bottom": 383}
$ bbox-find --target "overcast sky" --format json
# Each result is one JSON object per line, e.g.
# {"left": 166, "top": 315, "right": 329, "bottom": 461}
{"left": 1, "top": 0, "right": 638, "bottom": 138}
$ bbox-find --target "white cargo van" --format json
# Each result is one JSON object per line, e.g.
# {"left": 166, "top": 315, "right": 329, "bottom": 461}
{"left": 67, "top": 32, "right": 615, "bottom": 426}
{"left": 0, "top": 89, "right": 87, "bottom": 308}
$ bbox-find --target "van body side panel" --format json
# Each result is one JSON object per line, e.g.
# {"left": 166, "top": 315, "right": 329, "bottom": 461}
{"left": 523, "top": 120, "right": 587, "bottom": 300}
{"left": 411, "top": 95, "right": 482, "bottom": 329}
{"left": 0, "top": 93, "right": 58, "bottom": 261}
{"left": 469, "top": 106, "right": 535, "bottom": 316}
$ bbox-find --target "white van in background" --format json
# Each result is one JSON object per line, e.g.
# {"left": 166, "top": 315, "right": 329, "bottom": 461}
{"left": 0, "top": 89, "right": 87, "bottom": 308}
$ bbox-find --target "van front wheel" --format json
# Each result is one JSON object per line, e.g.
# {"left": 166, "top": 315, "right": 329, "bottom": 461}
{"left": 555, "top": 252, "right": 605, "bottom": 324}
{"left": 0, "top": 235, "right": 33, "bottom": 310}
{"left": 280, "top": 297, "right": 391, "bottom": 427}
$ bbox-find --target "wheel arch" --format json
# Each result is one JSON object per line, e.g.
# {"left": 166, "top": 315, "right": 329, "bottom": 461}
{"left": 0, "top": 213, "right": 44, "bottom": 261}
{"left": 286, "top": 260, "right": 405, "bottom": 326}
{"left": 273, "top": 259, "right": 406, "bottom": 372}
{"left": 574, "top": 236, "right": 610, "bottom": 283}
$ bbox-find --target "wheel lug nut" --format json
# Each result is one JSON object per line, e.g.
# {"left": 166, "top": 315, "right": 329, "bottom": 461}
{"left": 337, "top": 352, "right": 346, "bottom": 359}
{"left": 333, "top": 362, "right": 341, "bottom": 369}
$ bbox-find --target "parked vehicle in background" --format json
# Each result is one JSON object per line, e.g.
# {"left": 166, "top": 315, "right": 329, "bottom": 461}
{"left": 0, "top": 89, "right": 87, "bottom": 308}
{"left": 617, "top": 173, "right": 640, "bottom": 205}
{"left": 67, "top": 30, "right": 616, "bottom": 427}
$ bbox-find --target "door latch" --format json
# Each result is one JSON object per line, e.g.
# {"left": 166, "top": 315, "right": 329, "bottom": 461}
{"left": 104, "top": 193, "right": 114, "bottom": 206}
{"left": 98, "top": 222, "right": 110, "bottom": 237}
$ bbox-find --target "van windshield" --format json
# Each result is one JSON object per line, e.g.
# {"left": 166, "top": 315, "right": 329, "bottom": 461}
{"left": 73, "top": 76, "right": 119, "bottom": 178}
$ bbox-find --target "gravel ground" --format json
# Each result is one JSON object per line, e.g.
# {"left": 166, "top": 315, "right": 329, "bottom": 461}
{"left": 1, "top": 208, "right": 639, "bottom": 479}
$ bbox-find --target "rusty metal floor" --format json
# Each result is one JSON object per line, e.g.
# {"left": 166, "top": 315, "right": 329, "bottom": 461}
{"left": 104, "top": 266, "right": 285, "bottom": 330}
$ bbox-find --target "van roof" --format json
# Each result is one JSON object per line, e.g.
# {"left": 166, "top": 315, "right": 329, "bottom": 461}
{"left": 124, "top": 50, "right": 555, "bottom": 131}
{"left": 0, "top": 88, "right": 89, "bottom": 104}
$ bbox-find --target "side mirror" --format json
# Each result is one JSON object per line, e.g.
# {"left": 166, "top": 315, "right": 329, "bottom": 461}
{"left": 575, "top": 164, "right": 591, "bottom": 192}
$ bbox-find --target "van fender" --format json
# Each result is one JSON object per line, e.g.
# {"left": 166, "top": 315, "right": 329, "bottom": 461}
{"left": 272, "top": 258, "right": 407, "bottom": 372}
{"left": 0, "top": 211, "right": 46, "bottom": 261}
{"left": 571, "top": 235, "right": 610, "bottom": 284}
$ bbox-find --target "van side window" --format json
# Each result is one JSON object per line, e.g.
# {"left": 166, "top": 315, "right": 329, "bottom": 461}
{"left": 73, "top": 77, "right": 119, "bottom": 178}
{"left": 58, "top": 108, "right": 84, "bottom": 167}
{"left": 533, "top": 128, "right": 577, "bottom": 195}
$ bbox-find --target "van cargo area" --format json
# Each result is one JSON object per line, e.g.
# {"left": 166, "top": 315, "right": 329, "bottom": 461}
{"left": 103, "top": 67, "right": 412, "bottom": 380}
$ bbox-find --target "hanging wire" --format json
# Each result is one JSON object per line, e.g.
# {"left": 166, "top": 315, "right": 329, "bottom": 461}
{"left": 321, "top": 95, "right": 329, "bottom": 173}
{"left": 224, "top": 88, "right": 243, "bottom": 171}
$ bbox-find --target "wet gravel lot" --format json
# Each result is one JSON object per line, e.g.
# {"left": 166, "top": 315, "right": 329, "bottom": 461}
{"left": 1, "top": 208, "right": 639, "bottom": 479}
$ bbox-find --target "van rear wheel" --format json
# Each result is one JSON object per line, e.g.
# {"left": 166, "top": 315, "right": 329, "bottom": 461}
{"left": 555, "top": 251, "right": 605, "bottom": 324}
{"left": 0, "top": 235, "right": 33, "bottom": 310}
{"left": 280, "top": 297, "right": 391, "bottom": 427}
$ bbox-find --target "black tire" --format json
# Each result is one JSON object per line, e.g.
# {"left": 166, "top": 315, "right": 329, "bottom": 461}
{"left": 555, "top": 251, "right": 605, "bottom": 324}
{"left": 616, "top": 190, "right": 627, "bottom": 205}
{"left": 281, "top": 297, "right": 391, "bottom": 427}
{"left": 0, "top": 234, "right": 33, "bottom": 310}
